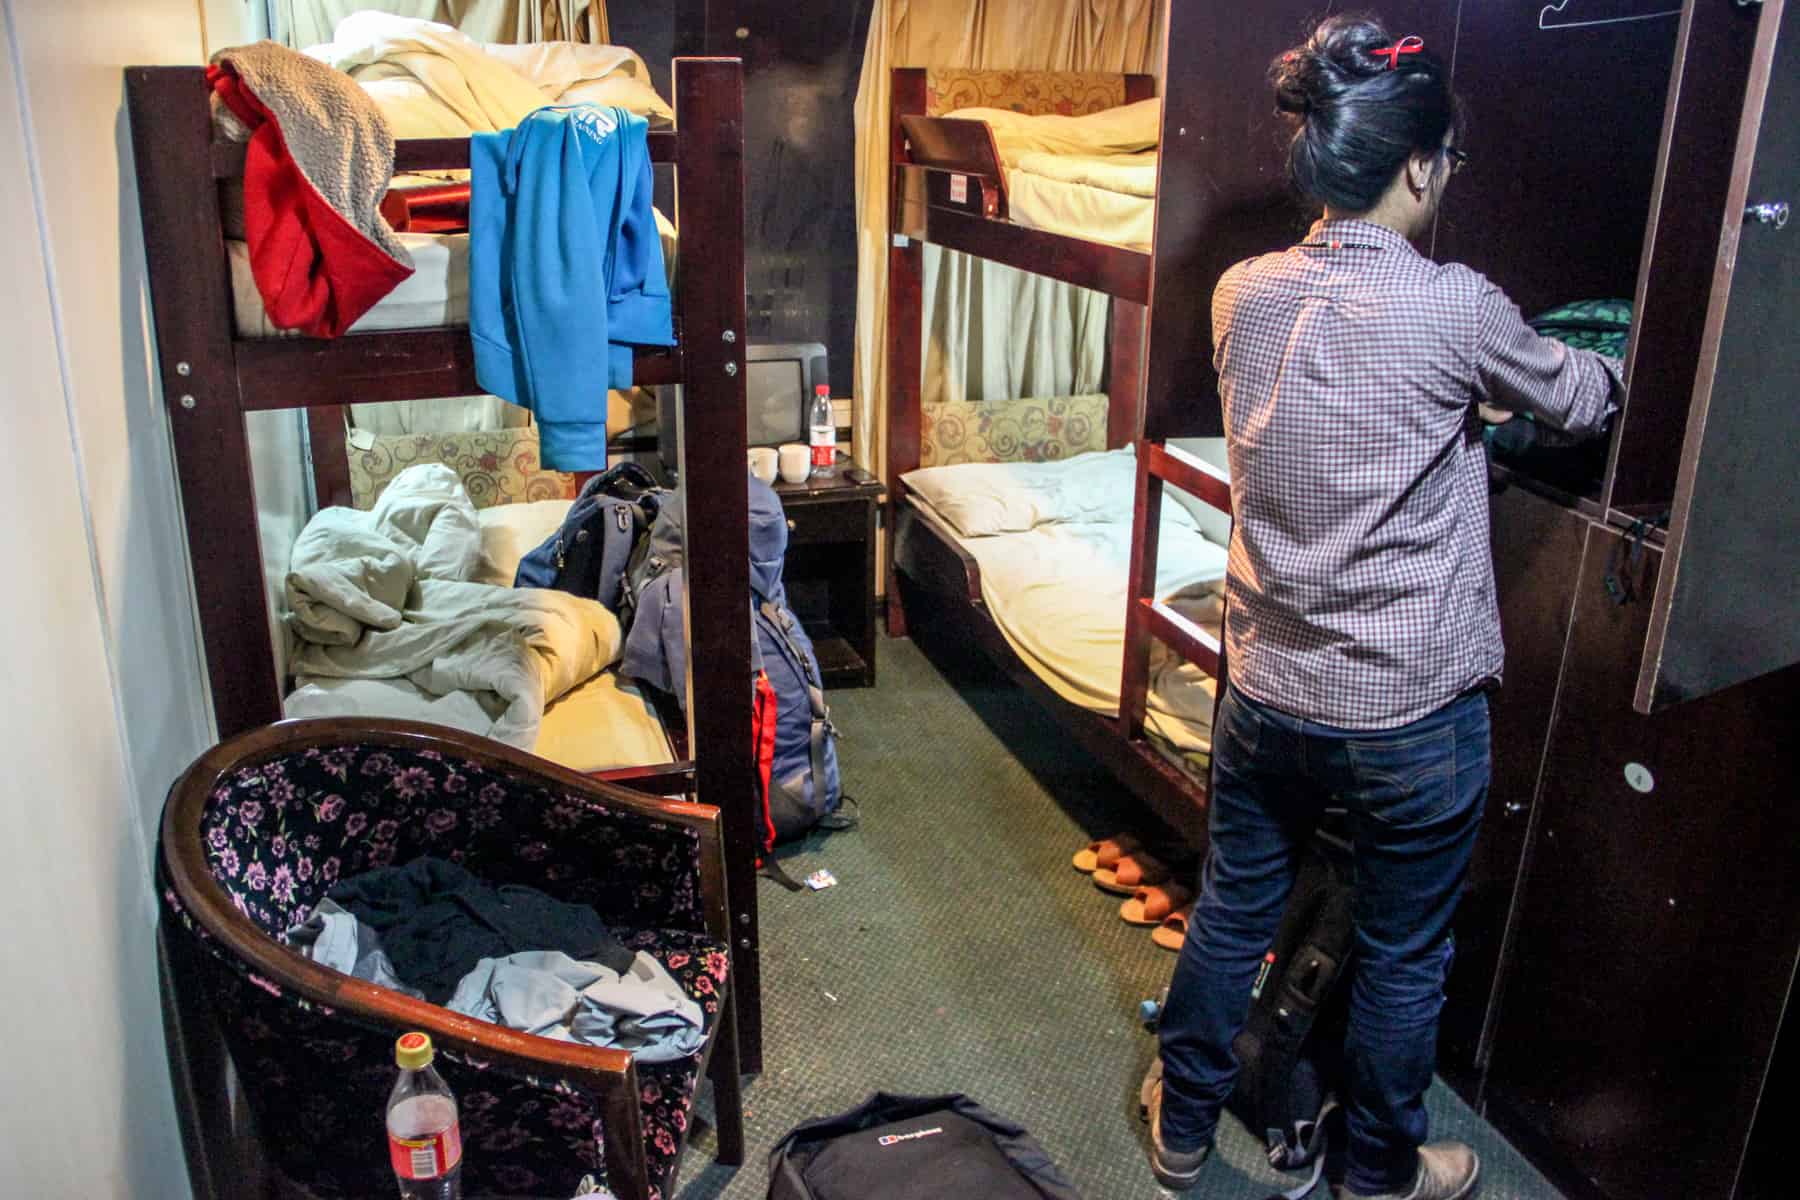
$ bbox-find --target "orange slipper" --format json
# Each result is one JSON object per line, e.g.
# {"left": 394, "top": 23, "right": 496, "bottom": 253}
{"left": 1093, "top": 852, "right": 1173, "bottom": 896}
{"left": 1150, "top": 905, "right": 1194, "bottom": 951}
{"left": 1071, "top": 832, "right": 1142, "bottom": 874}
{"left": 1120, "top": 883, "right": 1195, "bottom": 927}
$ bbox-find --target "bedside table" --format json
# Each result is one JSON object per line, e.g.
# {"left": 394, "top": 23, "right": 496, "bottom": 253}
{"left": 772, "top": 456, "right": 886, "bottom": 688}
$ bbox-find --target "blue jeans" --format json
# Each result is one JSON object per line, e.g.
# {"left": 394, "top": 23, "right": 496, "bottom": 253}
{"left": 1157, "top": 684, "right": 1489, "bottom": 1195}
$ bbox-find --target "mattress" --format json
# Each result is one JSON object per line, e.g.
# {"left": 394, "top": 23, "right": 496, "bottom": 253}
{"left": 1007, "top": 151, "right": 1157, "bottom": 251}
{"left": 909, "top": 494, "right": 1227, "bottom": 755}
{"left": 282, "top": 497, "right": 675, "bottom": 773}
{"left": 229, "top": 208, "right": 678, "bottom": 338}
{"left": 284, "top": 670, "right": 673, "bottom": 772}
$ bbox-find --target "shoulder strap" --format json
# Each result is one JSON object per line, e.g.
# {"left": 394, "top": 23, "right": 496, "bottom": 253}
{"left": 760, "top": 600, "right": 836, "bottom": 794}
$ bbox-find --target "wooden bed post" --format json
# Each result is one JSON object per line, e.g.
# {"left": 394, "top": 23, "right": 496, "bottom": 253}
{"left": 1106, "top": 299, "right": 1146, "bottom": 449}
{"left": 306, "top": 406, "right": 354, "bottom": 509}
{"left": 671, "top": 56, "right": 763, "bottom": 1073}
{"left": 127, "top": 68, "right": 282, "bottom": 738}
{"left": 1119, "top": 446, "right": 1164, "bottom": 740}
{"left": 884, "top": 68, "right": 928, "bottom": 638}
{"left": 1105, "top": 73, "right": 1150, "bottom": 451}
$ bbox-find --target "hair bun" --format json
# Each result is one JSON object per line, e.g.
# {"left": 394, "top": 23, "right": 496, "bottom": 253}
{"left": 1316, "top": 16, "right": 1398, "bottom": 81}
{"left": 1270, "top": 48, "right": 1321, "bottom": 116}
{"left": 1265, "top": 14, "right": 1460, "bottom": 214}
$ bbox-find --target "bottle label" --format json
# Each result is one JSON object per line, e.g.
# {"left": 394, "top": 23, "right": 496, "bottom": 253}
{"left": 390, "top": 1122, "right": 462, "bottom": 1180}
{"left": 810, "top": 426, "right": 835, "bottom": 467}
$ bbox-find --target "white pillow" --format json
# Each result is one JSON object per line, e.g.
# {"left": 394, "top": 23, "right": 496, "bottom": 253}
{"left": 473, "top": 499, "right": 573, "bottom": 585}
{"left": 1164, "top": 438, "right": 1234, "bottom": 548}
{"left": 902, "top": 446, "right": 1198, "bottom": 538}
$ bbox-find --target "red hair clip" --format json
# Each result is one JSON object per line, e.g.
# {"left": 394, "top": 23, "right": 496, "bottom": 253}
{"left": 1369, "top": 36, "right": 1424, "bottom": 70}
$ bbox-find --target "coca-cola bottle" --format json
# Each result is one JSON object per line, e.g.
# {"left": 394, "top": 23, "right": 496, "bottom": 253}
{"left": 808, "top": 384, "right": 836, "bottom": 478}
{"left": 387, "top": 1032, "right": 463, "bottom": 1199}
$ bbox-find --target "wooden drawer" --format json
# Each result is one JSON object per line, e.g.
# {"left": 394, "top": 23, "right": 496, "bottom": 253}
{"left": 784, "top": 498, "right": 870, "bottom": 546}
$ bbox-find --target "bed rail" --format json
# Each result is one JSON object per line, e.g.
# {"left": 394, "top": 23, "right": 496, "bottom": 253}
{"left": 1120, "top": 441, "right": 1232, "bottom": 743}
{"left": 897, "top": 114, "right": 1009, "bottom": 218}
{"left": 209, "top": 130, "right": 680, "bottom": 178}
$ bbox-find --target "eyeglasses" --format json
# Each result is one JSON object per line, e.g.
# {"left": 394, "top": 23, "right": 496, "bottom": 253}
{"left": 1443, "top": 145, "right": 1470, "bottom": 175}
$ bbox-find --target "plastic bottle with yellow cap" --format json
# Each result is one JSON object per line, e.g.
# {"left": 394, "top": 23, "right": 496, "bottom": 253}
{"left": 387, "top": 1032, "right": 463, "bottom": 1199}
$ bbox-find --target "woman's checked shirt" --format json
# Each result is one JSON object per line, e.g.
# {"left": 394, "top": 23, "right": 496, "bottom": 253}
{"left": 1211, "top": 218, "right": 1620, "bottom": 728}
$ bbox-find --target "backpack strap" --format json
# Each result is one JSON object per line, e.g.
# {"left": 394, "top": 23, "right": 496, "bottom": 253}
{"left": 760, "top": 599, "right": 837, "bottom": 738}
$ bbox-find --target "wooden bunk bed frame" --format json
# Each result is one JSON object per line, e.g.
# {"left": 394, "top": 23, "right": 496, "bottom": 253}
{"left": 884, "top": 53, "right": 1233, "bottom": 850}
{"left": 125, "top": 57, "right": 770, "bottom": 1072}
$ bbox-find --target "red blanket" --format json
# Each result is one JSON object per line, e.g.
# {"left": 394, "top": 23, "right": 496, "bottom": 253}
{"left": 208, "top": 46, "right": 413, "bottom": 337}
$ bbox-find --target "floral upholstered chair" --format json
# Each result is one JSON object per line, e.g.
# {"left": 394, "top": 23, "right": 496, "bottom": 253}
{"left": 157, "top": 719, "right": 743, "bottom": 1200}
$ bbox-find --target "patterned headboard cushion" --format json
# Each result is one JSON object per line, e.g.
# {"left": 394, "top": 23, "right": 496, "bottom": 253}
{"left": 921, "top": 394, "right": 1109, "bottom": 467}
{"left": 924, "top": 69, "right": 1129, "bottom": 117}
{"left": 348, "top": 426, "right": 579, "bottom": 510}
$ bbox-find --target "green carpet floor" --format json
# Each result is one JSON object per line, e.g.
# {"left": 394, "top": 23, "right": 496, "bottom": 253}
{"left": 673, "top": 634, "right": 1565, "bottom": 1200}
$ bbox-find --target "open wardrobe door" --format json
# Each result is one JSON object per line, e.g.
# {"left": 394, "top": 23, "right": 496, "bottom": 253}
{"left": 1636, "top": 0, "right": 1800, "bottom": 713}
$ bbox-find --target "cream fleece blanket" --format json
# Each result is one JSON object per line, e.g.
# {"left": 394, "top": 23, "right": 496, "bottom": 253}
{"left": 306, "top": 12, "right": 671, "bottom": 140}
{"left": 285, "top": 464, "right": 620, "bottom": 749}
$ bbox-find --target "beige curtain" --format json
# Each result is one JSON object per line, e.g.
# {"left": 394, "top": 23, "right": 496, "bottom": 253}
{"left": 851, "top": 0, "right": 1164, "bottom": 477}
{"left": 279, "top": 0, "right": 609, "bottom": 48}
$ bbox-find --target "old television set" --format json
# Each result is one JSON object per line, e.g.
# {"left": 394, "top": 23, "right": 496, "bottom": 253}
{"left": 659, "top": 341, "right": 828, "bottom": 470}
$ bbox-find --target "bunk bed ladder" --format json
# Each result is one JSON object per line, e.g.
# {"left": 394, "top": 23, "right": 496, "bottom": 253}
{"left": 1118, "top": 441, "right": 1231, "bottom": 803}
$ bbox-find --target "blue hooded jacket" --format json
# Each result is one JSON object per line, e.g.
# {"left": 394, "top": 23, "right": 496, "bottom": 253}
{"left": 470, "top": 105, "right": 674, "bottom": 470}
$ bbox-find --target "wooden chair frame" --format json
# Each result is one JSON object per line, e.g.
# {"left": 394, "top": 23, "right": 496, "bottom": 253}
{"left": 159, "top": 718, "right": 743, "bottom": 1200}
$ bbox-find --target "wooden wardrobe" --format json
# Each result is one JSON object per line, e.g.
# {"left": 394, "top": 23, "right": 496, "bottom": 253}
{"left": 1160, "top": 2, "right": 1797, "bottom": 1196}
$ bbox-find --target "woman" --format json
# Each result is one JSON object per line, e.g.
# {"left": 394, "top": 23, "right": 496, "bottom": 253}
{"left": 1146, "top": 15, "right": 1620, "bottom": 1200}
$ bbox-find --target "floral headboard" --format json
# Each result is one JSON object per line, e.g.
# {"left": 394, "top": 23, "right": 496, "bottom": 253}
{"left": 348, "top": 426, "right": 579, "bottom": 510}
{"left": 924, "top": 69, "right": 1129, "bottom": 117}
{"left": 920, "top": 394, "right": 1109, "bottom": 467}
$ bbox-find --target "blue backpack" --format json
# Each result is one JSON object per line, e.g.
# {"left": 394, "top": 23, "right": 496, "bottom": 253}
{"left": 620, "top": 474, "right": 845, "bottom": 849}
{"left": 513, "top": 462, "right": 667, "bottom": 615}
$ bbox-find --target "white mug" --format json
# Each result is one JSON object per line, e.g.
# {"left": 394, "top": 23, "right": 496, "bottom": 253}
{"left": 747, "top": 446, "right": 778, "bottom": 484}
{"left": 778, "top": 442, "right": 811, "bottom": 484}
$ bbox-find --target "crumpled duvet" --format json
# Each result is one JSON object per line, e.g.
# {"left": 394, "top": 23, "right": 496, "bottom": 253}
{"left": 284, "top": 463, "right": 620, "bottom": 748}
{"left": 304, "top": 11, "right": 672, "bottom": 140}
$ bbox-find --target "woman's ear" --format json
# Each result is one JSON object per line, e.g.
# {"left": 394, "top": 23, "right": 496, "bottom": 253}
{"left": 1406, "top": 150, "right": 1435, "bottom": 198}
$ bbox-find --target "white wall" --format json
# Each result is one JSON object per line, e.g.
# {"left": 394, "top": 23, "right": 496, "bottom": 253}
{"left": 6, "top": 0, "right": 222, "bottom": 857}
{"left": 0, "top": 0, "right": 273, "bottom": 1194}
{"left": 0, "top": 21, "right": 191, "bottom": 1200}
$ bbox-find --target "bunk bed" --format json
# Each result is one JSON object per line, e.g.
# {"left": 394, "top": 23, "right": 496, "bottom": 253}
{"left": 124, "top": 55, "right": 772, "bottom": 1073}
{"left": 885, "top": 60, "right": 1231, "bottom": 848}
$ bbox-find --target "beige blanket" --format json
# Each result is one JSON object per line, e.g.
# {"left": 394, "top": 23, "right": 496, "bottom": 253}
{"left": 946, "top": 97, "right": 1161, "bottom": 167}
{"left": 1015, "top": 150, "right": 1159, "bottom": 198}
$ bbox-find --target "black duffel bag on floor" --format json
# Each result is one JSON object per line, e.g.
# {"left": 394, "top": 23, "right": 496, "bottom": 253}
{"left": 767, "top": 1092, "right": 1084, "bottom": 1200}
